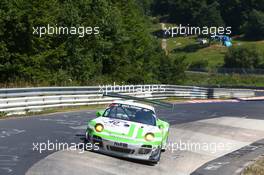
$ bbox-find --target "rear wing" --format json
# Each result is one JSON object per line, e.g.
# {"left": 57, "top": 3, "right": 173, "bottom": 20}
{"left": 103, "top": 92, "right": 174, "bottom": 109}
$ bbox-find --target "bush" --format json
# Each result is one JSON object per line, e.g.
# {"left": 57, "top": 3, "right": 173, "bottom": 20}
{"left": 0, "top": 112, "right": 7, "bottom": 118}
{"left": 224, "top": 45, "right": 264, "bottom": 69}
{"left": 159, "top": 55, "right": 188, "bottom": 84}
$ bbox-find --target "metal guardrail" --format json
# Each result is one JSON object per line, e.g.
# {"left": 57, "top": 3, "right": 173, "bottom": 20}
{"left": 0, "top": 85, "right": 255, "bottom": 115}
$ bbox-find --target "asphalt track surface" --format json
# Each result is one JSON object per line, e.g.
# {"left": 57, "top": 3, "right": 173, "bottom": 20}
{"left": 0, "top": 101, "right": 264, "bottom": 175}
{"left": 191, "top": 139, "right": 264, "bottom": 175}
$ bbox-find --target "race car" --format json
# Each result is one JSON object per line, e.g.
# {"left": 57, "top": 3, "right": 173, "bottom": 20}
{"left": 85, "top": 99, "right": 170, "bottom": 163}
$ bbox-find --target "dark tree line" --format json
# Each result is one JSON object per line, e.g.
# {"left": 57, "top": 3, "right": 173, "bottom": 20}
{"left": 144, "top": 0, "right": 264, "bottom": 39}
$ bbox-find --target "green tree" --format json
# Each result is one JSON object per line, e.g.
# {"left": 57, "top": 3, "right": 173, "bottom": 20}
{"left": 136, "top": 0, "right": 154, "bottom": 15}
{"left": 169, "top": 0, "right": 207, "bottom": 24}
{"left": 224, "top": 45, "right": 264, "bottom": 69}
{"left": 159, "top": 55, "right": 188, "bottom": 84}
{"left": 219, "top": 0, "right": 264, "bottom": 34}
{"left": 0, "top": 0, "right": 171, "bottom": 86}
{"left": 245, "top": 10, "right": 264, "bottom": 39}
{"left": 196, "top": 1, "right": 224, "bottom": 27}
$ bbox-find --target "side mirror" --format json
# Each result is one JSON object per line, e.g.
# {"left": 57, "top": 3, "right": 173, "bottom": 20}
{"left": 96, "top": 110, "right": 104, "bottom": 117}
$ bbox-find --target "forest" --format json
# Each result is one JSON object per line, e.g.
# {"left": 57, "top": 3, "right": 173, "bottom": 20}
{"left": 143, "top": 0, "right": 264, "bottom": 38}
{"left": 0, "top": 0, "right": 264, "bottom": 87}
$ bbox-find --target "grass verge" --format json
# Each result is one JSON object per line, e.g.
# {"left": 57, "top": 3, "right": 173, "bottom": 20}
{"left": 183, "top": 72, "right": 264, "bottom": 87}
{"left": 243, "top": 156, "right": 264, "bottom": 175}
{"left": 0, "top": 104, "right": 107, "bottom": 119}
{"left": 158, "top": 23, "right": 264, "bottom": 69}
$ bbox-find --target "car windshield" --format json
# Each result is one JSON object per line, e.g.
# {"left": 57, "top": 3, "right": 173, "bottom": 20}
{"left": 103, "top": 103, "right": 156, "bottom": 126}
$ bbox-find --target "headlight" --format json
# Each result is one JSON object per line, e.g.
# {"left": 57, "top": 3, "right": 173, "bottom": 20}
{"left": 95, "top": 123, "right": 104, "bottom": 132}
{"left": 145, "top": 133, "right": 155, "bottom": 141}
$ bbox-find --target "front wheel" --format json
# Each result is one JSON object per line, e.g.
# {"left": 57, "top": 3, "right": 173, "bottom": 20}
{"left": 161, "top": 132, "right": 169, "bottom": 152}
{"left": 149, "top": 148, "right": 161, "bottom": 164}
{"left": 84, "top": 131, "right": 91, "bottom": 143}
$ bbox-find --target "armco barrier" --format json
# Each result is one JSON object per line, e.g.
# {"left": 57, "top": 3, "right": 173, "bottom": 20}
{"left": 0, "top": 85, "right": 255, "bottom": 115}
{"left": 213, "top": 88, "right": 255, "bottom": 99}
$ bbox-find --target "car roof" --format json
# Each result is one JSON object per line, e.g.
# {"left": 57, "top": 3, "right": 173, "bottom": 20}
{"left": 112, "top": 100, "right": 155, "bottom": 112}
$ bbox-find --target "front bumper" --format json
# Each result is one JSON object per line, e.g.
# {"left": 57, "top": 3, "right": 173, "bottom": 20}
{"left": 89, "top": 134, "right": 161, "bottom": 162}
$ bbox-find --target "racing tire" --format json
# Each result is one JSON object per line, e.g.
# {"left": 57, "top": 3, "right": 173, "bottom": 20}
{"left": 149, "top": 148, "right": 161, "bottom": 165}
{"left": 84, "top": 131, "right": 90, "bottom": 144}
{"left": 161, "top": 131, "right": 169, "bottom": 152}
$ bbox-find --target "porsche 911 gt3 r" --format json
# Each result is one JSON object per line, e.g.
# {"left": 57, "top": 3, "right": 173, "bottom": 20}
{"left": 85, "top": 100, "right": 170, "bottom": 163}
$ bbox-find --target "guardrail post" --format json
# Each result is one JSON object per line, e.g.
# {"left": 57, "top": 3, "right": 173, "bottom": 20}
{"left": 207, "top": 88, "right": 214, "bottom": 99}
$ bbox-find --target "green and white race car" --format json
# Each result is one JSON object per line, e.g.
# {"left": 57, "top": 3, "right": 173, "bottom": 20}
{"left": 85, "top": 100, "right": 170, "bottom": 163}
